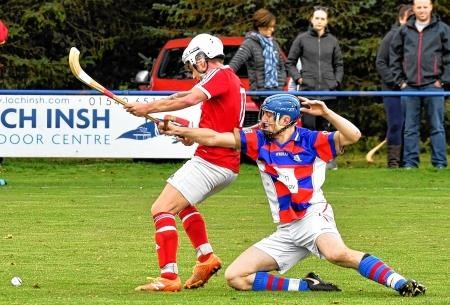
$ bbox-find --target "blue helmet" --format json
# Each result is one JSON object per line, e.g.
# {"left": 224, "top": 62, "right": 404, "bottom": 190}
{"left": 259, "top": 94, "right": 301, "bottom": 124}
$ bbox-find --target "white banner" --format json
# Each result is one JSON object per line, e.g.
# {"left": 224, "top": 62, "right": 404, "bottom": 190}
{"left": 0, "top": 94, "right": 200, "bottom": 158}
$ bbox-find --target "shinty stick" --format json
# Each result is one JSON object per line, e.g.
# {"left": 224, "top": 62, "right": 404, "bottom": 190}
{"left": 69, "top": 47, "right": 191, "bottom": 128}
{"left": 366, "top": 139, "right": 387, "bottom": 163}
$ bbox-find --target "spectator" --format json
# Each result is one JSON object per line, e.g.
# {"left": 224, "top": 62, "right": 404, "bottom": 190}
{"left": 229, "top": 8, "right": 287, "bottom": 107}
{"left": 375, "top": 4, "right": 413, "bottom": 168}
{"left": 286, "top": 6, "right": 343, "bottom": 170}
{"left": 390, "top": 0, "right": 449, "bottom": 169}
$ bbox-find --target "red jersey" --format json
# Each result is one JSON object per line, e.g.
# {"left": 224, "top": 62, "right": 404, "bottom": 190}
{"left": 194, "top": 66, "right": 245, "bottom": 173}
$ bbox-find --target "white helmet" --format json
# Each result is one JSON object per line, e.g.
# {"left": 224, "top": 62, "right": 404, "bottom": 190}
{"left": 182, "top": 33, "right": 224, "bottom": 65}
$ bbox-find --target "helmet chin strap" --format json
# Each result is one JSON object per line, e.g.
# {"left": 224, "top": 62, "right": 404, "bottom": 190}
{"left": 261, "top": 119, "right": 295, "bottom": 138}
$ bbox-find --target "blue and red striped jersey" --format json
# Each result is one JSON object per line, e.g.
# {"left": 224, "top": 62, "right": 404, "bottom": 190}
{"left": 239, "top": 126, "right": 337, "bottom": 224}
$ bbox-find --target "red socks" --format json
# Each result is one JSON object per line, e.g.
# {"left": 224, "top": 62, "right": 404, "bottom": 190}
{"left": 152, "top": 207, "right": 213, "bottom": 280}
{"left": 153, "top": 212, "right": 178, "bottom": 279}
{"left": 178, "top": 206, "right": 212, "bottom": 262}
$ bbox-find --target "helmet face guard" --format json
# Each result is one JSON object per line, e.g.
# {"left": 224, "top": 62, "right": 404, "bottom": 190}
{"left": 183, "top": 51, "right": 208, "bottom": 74}
{"left": 259, "top": 94, "right": 301, "bottom": 137}
{"left": 182, "top": 46, "right": 201, "bottom": 66}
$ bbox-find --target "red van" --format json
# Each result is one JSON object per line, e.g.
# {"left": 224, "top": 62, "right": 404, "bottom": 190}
{"left": 135, "top": 37, "right": 260, "bottom": 127}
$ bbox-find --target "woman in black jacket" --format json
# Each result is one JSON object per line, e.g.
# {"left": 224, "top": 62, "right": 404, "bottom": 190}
{"left": 229, "top": 8, "right": 287, "bottom": 106}
{"left": 286, "top": 6, "right": 343, "bottom": 169}
{"left": 286, "top": 7, "right": 343, "bottom": 120}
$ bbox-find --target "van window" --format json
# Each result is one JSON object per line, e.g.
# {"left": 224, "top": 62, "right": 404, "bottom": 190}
{"left": 157, "top": 46, "right": 248, "bottom": 80}
{"left": 157, "top": 48, "right": 189, "bottom": 79}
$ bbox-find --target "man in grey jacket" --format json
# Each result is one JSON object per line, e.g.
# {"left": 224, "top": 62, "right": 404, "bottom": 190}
{"left": 390, "top": 0, "right": 449, "bottom": 169}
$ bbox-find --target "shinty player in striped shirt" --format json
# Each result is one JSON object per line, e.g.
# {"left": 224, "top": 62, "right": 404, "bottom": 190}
{"left": 158, "top": 93, "right": 426, "bottom": 296}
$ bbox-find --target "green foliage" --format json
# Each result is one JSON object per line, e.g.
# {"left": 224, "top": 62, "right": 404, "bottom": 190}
{"left": 0, "top": 0, "right": 173, "bottom": 89}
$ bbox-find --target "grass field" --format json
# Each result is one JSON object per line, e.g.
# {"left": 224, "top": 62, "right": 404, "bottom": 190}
{"left": 0, "top": 158, "right": 449, "bottom": 305}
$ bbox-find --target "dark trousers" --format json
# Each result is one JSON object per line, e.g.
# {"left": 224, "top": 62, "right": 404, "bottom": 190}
{"left": 383, "top": 96, "right": 404, "bottom": 146}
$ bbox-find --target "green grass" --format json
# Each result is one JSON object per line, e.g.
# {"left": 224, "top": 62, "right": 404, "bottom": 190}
{"left": 0, "top": 158, "right": 449, "bottom": 305}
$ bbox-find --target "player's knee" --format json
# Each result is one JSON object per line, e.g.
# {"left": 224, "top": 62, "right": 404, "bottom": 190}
{"left": 324, "top": 248, "right": 352, "bottom": 265}
{"left": 150, "top": 204, "right": 160, "bottom": 216}
{"left": 224, "top": 267, "right": 239, "bottom": 288}
{"left": 150, "top": 201, "right": 179, "bottom": 216}
{"left": 224, "top": 267, "right": 248, "bottom": 290}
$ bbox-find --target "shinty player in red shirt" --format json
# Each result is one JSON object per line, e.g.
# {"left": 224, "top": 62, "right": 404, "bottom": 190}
{"left": 125, "top": 33, "right": 245, "bottom": 292}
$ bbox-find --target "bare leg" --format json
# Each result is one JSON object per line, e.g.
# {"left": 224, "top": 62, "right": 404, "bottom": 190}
{"left": 225, "top": 246, "right": 278, "bottom": 290}
{"left": 316, "top": 233, "right": 364, "bottom": 268}
{"left": 316, "top": 233, "right": 425, "bottom": 296}
{"left": 151, "top": 183, "right": 190, "bottom": 216}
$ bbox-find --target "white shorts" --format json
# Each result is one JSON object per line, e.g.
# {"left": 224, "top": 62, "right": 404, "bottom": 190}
{"left": 167, "top": 156, "right": 237, "bottom": 205}
{"left": 254, "top": 202, "right": 341, "bottom": 274}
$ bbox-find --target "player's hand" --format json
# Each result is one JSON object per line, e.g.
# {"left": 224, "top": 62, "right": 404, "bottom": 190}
{"left": 158, "top": 121, "right": 177, "bottom": 135}
{"left": 123, "top": 102, "right": 149, "bottom": 117}
{"left": 298, "top": 96, "right": 330, "bottom": 117}
{"left": 158, "top": 122, "right": 193, "bottom": 146}
{"left": 179, "top": 137, "right": 194, "bottom": 146}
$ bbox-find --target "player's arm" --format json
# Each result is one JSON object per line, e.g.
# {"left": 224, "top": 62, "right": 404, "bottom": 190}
{"left": 159, "top": 123, "right": 240, "bottom": 150}
{"left": 327, "top": 111, "right": 361, "bottom": 149}
{"left": 163, "top": 91, "right": 191, "bottom": 100}
{"left": 299, "top": 96, "right": 361, "bottom": 149}
{"left": 124, "top": 87, "right": 206, "bottom": 117}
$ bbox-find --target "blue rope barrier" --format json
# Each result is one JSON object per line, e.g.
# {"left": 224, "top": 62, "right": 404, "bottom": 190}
{"left": 0, "top": 89, "right": 449, "bottom": 97}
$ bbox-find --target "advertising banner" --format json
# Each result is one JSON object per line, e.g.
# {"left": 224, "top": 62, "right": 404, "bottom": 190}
{"left": 0, "top": 93, "right": 200, "bottom": 158}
